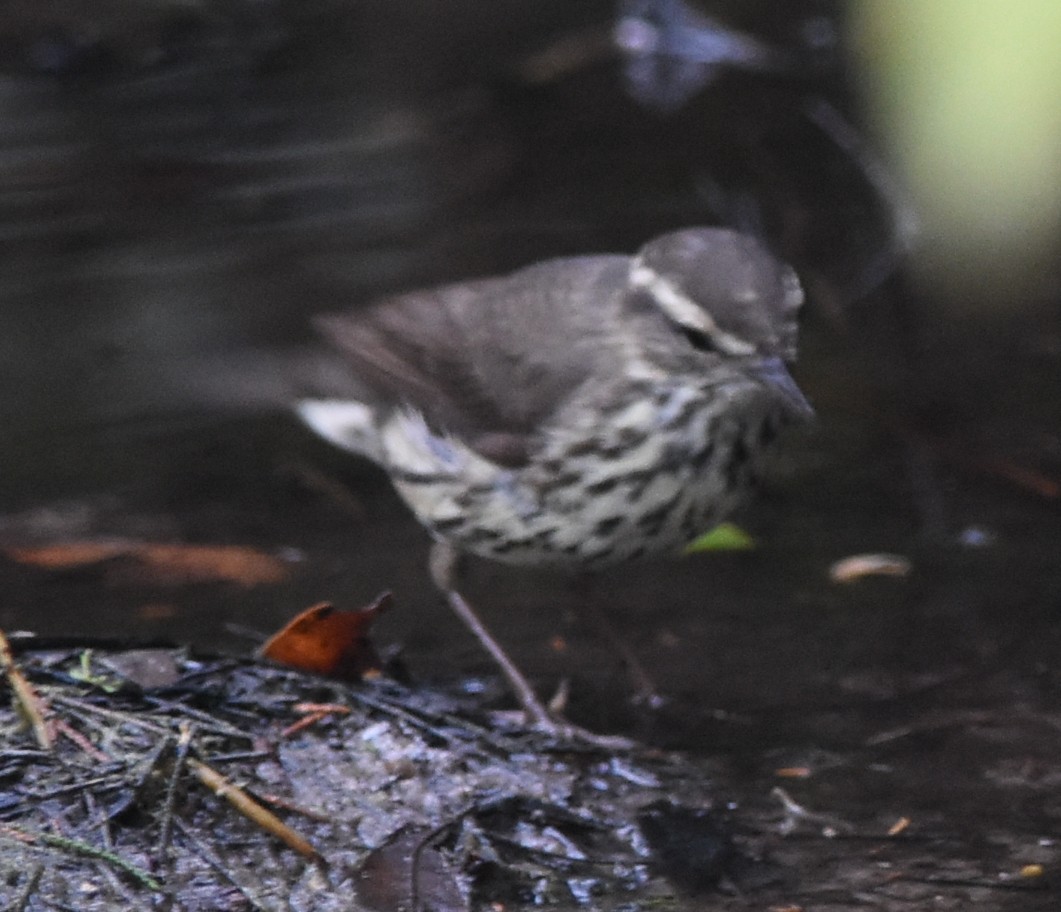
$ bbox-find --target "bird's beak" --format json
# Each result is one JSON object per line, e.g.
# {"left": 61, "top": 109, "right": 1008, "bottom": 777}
{"left": 751, "top": 356, "right": 814, "bottom": 420}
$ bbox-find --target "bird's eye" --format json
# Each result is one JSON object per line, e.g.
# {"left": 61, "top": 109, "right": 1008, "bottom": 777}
{"left": 679, "top": 325, "right": 716, "bottom": 353}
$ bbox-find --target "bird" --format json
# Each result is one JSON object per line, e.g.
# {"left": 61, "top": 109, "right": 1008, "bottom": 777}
{"left": 298, "top": 226, "right": 811, "bottom": 735}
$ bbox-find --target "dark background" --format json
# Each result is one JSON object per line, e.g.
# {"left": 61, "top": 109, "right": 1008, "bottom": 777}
{"left": 0, "top": 3, "right": 1060, "bottom": 904}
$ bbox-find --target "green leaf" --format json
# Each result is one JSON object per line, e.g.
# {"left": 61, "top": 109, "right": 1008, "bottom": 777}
{"left": 67, "top": 650, "right": 122, "bottom": 693}
{"left": 684, "top": 522, "right": 757, "bottom": 553}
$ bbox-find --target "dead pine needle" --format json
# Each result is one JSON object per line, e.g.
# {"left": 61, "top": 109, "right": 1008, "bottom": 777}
{"left": 0, "top": 628, "right": 54, "bottom": 749}
{"left": 0, "top": 822, "right": 163, "bottom": 892}
{"left": 281, "top": 702, "right": 351, "bottom": 738}
{"left": 154, "top": 726, "right": 194, "bottom": 867}
{"left": 189, "top": 758, "right": 321, "bottom": 862}
{"left": 5, "top": 861, "right": 43, "bottom": 912}
{"left": 173, "top": 818, "right": 278, "bottom": 911}
{"left": 54, "top": 718, "right": 111, "bottom": 762}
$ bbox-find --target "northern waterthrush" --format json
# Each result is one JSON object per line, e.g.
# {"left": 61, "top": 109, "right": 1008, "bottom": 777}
{"left": 300, "top": 227, "right": 811, "bottom": 733}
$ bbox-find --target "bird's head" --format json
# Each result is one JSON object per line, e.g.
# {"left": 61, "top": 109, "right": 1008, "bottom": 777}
{"left": 625, "top": 227, "right": 811, "bottom": 417}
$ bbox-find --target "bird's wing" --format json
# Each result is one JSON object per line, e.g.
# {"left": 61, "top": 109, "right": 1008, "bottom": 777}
{"left": 314, "top": 255, "right": 628, "bottom": 466}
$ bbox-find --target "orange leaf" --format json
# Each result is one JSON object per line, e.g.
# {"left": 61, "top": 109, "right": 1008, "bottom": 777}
{"left": 6, "top": 540, "right": 293, "bottom": 587}
{"left": 6, "top": 541, "right": 128, "bottom": 568}
{"left": 259, "top": 595, "right": 391, "bottom": 681}
{"left": 129, "top": 543, "right": 293, "bottom": 586}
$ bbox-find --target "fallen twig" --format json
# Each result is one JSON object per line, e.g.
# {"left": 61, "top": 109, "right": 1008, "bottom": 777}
{"left": 0, "top": 628, "right": 54, "bottom": 749}
{"left": 189, "top": 757, "right": 321, "bottom": 862}
{"left": 49, "top": 693, "right": 173, "bottom": 737}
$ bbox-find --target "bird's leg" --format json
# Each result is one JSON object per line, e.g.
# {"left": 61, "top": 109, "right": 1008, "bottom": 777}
{"left": 429, "top": 542, "right": 634, "bottom": 748}
{"left": 573, "top": 574, "right": 667, "bottom": 709}
{"left": 429, "top": 540, "right": 556, "bottom": 728}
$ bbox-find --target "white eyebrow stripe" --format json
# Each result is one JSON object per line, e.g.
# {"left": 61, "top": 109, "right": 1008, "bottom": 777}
{"left": 628, "top": 259, "right": 756, "bottom": 356}
{"left": 629, "top": 261, "right": 718, "bottom": 333}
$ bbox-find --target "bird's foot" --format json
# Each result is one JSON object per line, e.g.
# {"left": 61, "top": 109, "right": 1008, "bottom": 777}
{"left": 490, "top": 707, "right": 636, "bottom": 750}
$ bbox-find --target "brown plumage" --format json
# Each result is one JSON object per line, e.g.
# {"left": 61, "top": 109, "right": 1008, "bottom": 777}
{"left": 312, "top": 257, "right": 629, "bottom": 466}
{"left": 299, "top": 227, "right": 810, "bottom": 733}
{"left": 308, "top": 228, "right": 804, "bottom": 470}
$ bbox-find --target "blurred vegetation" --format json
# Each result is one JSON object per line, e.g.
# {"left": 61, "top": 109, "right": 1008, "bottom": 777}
{"left": 852, "top": 0, "right": 1061, "bottom": 311}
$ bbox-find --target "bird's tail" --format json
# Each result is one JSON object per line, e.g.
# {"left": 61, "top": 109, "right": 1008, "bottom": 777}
{"left": 296, "top": 399, "right": 383, "bottom": 463}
